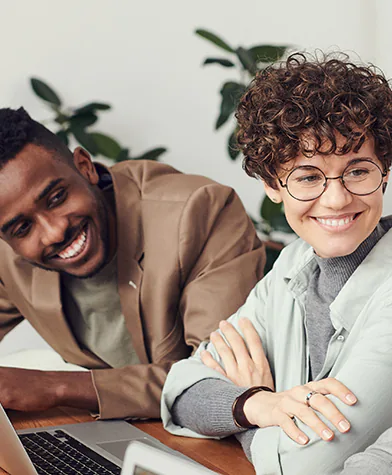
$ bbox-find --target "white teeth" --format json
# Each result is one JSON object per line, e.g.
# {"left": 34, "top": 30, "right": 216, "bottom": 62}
{"left": 58, "top": 229, "right": 87, "bottom": 260}
{"left": 316, "top": 216, "right": 355, "bottom": 227}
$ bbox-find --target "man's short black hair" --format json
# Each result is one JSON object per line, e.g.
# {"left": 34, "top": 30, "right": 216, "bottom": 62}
{"left": 0, "top": 107, "right": 73, "bottom": 167}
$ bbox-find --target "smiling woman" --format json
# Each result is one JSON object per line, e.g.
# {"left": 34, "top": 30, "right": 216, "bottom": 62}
{"left": 162, "top": 53, "right": 392, "bottom": 475}
{"left": 264, "top": 136, "right": 388, "bottom": 258}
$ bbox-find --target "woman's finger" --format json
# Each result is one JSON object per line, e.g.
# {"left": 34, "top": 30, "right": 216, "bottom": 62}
{"left": 209, "top": 330, "right": 237, "bottom": 374}
{"left": 238, "top": 318, "right": 268, "bottom": 369}
{"left": 200, "top": 350, "right": 227, "bottom": 376}
{"left": 238, "top": 318, "right": 274, "bottom": 389}
{"left": 311, "top": 378, "right": 357, "bottom": 405}
{"left": 219, "top": 320, "right": 252, "bottom": 367}
{"left": 278, "top": 414, "right": 309, "bottom": 445}
{"left": 285, "top": 399, "right": 335, "bottom": 441}
{"left": 307, "top": 393, "right": 351, "bottom": 434}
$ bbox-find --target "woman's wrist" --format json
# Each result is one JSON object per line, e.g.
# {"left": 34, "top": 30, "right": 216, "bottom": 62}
{"left": 233, "top": 385, "right": 274, "bottom": 428}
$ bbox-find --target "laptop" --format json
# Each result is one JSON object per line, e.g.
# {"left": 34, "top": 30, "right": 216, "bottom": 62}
{"left": 0, "top": 403, "right": 217, "bottom": 475}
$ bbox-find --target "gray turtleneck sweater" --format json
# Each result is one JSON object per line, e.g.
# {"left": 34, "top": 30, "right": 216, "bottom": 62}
{"left": 171, "top": 221, "right": 390, "bottom": 464}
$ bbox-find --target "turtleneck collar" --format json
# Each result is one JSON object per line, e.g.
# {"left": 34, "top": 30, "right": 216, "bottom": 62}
{"left": 314, "top": 223, "right": 387, "bottom": 294}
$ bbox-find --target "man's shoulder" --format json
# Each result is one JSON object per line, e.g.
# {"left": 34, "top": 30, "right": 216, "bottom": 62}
{"left": 0, "top": 239, "right": 16, "bottom": 258}
{"left": 0, "top": 240, "right": 24, "bottom": 274}
{"left": 109, "top": 160, "right": 228, "bottom": 203}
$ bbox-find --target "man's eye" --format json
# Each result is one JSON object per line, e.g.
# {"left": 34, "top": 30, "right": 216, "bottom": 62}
{"left": 48, "top": 189, "right": 67, "bottom": 208}
{"left": 13, "top": 221, "right": 31, "bottom": 238}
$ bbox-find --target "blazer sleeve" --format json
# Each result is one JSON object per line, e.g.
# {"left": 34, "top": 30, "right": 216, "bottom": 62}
{"left": 0, "top": 282, "right": 23, "bottom": 342}
{"left": 92, "top": 184, "right": 265, "bottom": 420}
{"left": 177, "top": 183, "right": 266, "bottom": 352}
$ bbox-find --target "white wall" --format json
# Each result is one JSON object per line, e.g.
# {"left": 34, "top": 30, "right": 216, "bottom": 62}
{"left": 0, "top": 0, "right": 389, "bottom": 353}
{"left": 0, "top": 0, "right": 383, "bottom": 219}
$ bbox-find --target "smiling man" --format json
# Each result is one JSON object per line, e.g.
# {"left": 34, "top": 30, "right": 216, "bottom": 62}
{"left": 0, "top": 107, "right": 265, "bottom": 419}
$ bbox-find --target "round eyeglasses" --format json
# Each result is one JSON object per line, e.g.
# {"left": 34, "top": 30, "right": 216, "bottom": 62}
{"left": 278, "top": 159, "right": 388, "bottom": 202}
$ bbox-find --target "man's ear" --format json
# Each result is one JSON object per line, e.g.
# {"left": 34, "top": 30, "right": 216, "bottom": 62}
{"left": 264, "top": 181, "right": 283, "bottom": 204}
{"left": 73, "top": 147, "right": 99, "bottom": 185}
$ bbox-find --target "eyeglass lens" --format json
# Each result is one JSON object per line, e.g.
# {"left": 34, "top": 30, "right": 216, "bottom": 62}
{"left": 286, "top": 160, "right": 384, "bottom": 200}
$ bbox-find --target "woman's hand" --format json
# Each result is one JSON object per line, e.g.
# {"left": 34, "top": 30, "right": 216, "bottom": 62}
{"left": 201, "top": 317, "right": 274, "bottom": 390}
{"left": 200, "top": 318, "right": 357, "bottom": 445}
{"left": 244, "top": 378, "right": 357, "bottom": 445}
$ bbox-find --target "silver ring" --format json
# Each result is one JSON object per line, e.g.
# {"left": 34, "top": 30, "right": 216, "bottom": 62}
{"left": 290, "top": 415, "right": 297, "bottom": 424}
{"left": 305, "top": 391, "right": 319, "bottom": 407}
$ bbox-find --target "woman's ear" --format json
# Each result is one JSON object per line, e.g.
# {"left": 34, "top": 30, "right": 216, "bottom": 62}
{"left": 382, "top": 170, "right": 390, "bottom": 194}
{"left": 264, "top": 181, "right": 283, "bottom": 203}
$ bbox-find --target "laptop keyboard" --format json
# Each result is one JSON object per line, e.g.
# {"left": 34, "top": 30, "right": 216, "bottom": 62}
{"left": 19, "top": 430, "right": 121, "bottom": 474}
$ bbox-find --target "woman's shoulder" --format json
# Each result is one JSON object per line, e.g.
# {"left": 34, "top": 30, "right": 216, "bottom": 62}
{"left": 271, "top": 237, "right": 314, "bottom": 274}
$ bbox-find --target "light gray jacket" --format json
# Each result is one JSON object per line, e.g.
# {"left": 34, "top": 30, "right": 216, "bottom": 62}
{"left": 162, "top": 224, "right": 392, "bottom": 475}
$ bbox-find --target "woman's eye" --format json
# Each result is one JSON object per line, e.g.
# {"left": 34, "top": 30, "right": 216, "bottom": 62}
{"left": 347, "top": 168, "right": 369, "bottom": 177}
{"left": 297, "top": 174, "right": 322, "bottom": 183}
{"left": 48, "top": 189, "right": 67, "bottom": 207}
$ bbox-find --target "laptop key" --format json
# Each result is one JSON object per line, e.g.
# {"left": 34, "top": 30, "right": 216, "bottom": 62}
{"left": 19, "top": 430, "right": 121, "bottom": 474}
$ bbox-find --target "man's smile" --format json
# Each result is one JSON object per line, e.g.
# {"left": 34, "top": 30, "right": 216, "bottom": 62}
{"left": 57, "top": 227, "right": 87, "bottom": 260}
{"left": 48, "top": 222, "right": 90, "bottom": 263}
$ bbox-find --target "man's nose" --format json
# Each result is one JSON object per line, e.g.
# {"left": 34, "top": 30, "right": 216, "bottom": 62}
{"left": 38, "top": 214, "right": 68, "bottom": 247}
{"left": 318, "top": 178, "right": 353, "bottom": 209}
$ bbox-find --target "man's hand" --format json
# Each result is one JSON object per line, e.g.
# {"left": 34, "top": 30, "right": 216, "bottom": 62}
{"left": 201, "top": 317, "right": 274, "bottom": 390}
{"left": 0, "top": 367, "right": 98, "bottom": 412}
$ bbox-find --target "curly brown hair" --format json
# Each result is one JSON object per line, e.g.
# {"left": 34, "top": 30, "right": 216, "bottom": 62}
{"left": 237, "top": 53, "right": 392, "bottom": 189}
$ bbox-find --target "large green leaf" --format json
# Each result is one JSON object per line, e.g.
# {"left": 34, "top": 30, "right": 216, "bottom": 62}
{"left": 56, "top": 129, "right": 69, "bottom": 146}
{"left": 30, "top": 78, "right": 62, "bottom": 106}
{"left": 227, "top": 128, "right": 240, "bottom": 160}
{"left": 216, "top": 82, "right": 246, "bottom": 129}
{"left": 74, "top": 102, "right": 111, "bottom": 115}
{"left": 260, "top": 195, "right": 283, "bottom": 222}
{"left": 236, "top": 47, "right": 257, "bottom": 75}
{"left": 89, "top": 132, "right": 122, "bottom": 159}
{"left": 133, "top": 147, "right": 167, "bottom": 161}
{"left": 195, "top": 29, "right": 234, "bottom": 53}
{"left": 269, "top": 213, "right": 293, "bottom": 233}
{"left": 54, "top": 113, "right": 69, "bottom": 125}
{"left": 69, "top": 112, "right": 98, "bottom": 129}
{"left": 203, "top": 58, "right": 235, "bottom": 68}
{"left": 115, "top": 148, "right": 130, "bottom": 162}
{"left": 248, "top": 45, "right": 288, "bottom": 63}
{"left": 264, "top": 246, "right": 283, "bottom": 274}
{"left": 70, "top": 126, "right": 99, "bottom": 155}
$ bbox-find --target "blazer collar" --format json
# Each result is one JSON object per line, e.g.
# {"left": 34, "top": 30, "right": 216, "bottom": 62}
{"left": 106, "top": 164, "right": 148, "bottom": 363}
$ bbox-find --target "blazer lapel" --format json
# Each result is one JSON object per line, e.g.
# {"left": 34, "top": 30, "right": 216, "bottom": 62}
{"left": 112, "top": 167, "right": 148, "bottom": 364}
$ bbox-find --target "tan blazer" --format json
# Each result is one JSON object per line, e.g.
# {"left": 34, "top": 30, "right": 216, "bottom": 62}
{"left": 0, "top": 160, "right": 265, "bottom": 419}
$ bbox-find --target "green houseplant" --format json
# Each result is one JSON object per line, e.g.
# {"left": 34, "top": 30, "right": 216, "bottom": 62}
{"left": 196, "top": 29, "right": 296, "bottom": 271}
{"left": 30, "top": 78, "right": 167, "bottom": 162}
